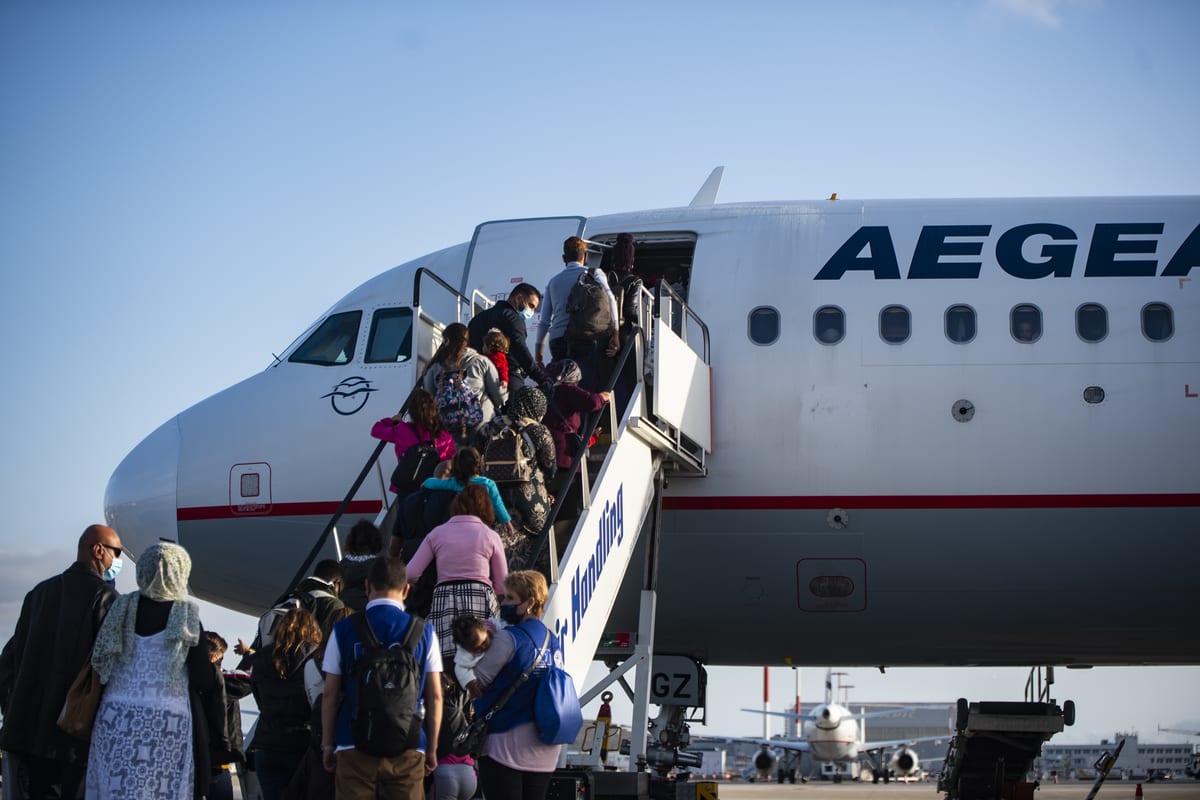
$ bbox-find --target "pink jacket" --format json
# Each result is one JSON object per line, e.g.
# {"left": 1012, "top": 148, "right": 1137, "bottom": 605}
{"left": 370, "top": 419, "right": 456, "bottom": 490}
{"left": 406, "top": 515, "right": 508, "bottom": 594}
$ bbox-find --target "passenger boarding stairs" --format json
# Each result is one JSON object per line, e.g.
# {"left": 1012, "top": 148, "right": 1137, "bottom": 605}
{"left": 282, "top": 268, "right": 713, "bottom": 775}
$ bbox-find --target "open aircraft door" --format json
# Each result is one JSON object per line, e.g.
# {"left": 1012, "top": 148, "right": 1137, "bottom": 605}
{"left": 461, "top": 216, "right": 586, "bottom": 304}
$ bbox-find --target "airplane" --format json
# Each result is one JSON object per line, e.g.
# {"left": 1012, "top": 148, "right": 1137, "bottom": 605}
{"left": 733, "top": 669, "right": 947, "bottom": 783}
{"left": 104, "top": 170, "right": 1200, "bottom": 685}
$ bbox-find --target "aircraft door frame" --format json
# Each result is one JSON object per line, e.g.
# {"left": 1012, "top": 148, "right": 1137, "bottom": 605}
{"left": 461, "top": 216, "right": 586, "bottom": 303}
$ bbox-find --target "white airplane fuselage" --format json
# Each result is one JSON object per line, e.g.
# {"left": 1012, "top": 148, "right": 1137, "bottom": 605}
{"left": 106, "top": 195, "right": 1200, "bottom": 668}
{"left": 804, "top": 703, "right": 862, "bottom": 763}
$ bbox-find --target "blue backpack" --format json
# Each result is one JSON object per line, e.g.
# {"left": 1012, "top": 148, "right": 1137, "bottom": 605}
{"left": 524, "top": 629, "right": 584, "bottom": 745}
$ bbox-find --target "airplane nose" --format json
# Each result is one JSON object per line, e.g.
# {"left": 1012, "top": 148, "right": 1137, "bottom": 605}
{"left": 104, "top": 416, "right": 180, "bottom": 559}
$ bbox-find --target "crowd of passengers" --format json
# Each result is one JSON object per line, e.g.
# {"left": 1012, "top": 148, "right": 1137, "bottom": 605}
{"left": 0, "top": 234, "right": 658, "bottom": 800}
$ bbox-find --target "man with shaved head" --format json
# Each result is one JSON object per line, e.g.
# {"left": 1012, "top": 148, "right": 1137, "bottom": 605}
{"left": 0, "top": 524, "right": 122, "bottom": 799}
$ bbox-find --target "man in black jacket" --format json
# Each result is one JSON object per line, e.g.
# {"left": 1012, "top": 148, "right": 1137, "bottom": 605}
{"left": 0, "top": 524, "right": 122, "bottom": 799}
{"left": 467, "top": 282, "right": 548, "bottom": 386}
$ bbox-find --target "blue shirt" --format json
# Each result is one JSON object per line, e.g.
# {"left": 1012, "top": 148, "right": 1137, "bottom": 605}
{"left": 323, "top": 599, "right": 443, "bottom": 751}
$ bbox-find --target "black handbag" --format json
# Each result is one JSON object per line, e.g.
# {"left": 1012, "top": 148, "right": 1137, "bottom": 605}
{"left": 390, "top": 429, "right": 439, "bottom": 494}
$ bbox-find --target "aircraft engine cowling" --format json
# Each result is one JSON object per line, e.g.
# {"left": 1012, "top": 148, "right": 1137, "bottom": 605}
{"left": 754, "top": 750, "right": 777, "bottom": 772}
{"left": 890, "top": 747, "right": 920, "bottom": 777}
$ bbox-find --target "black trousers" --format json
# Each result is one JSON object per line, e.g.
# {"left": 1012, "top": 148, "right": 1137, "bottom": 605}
{"left": 23, "top": 754, "right": 85, "bottom": 800}
{"left": 476, "top": 756, "right": 552, "bottom": 800}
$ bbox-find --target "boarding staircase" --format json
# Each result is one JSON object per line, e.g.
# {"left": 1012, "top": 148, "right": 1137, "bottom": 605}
{"left": 281, "top": 266, "right": 714, "bottom": 780}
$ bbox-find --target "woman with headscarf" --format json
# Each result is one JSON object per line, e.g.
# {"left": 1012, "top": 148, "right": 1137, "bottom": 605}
{"left": 86, "top": 542, "right": 216, "bottom": 800}
{"left": 541, "top": 359, "right": 612, "bottom": 557}
{"left": 604, "top": 233, "right": 644, "bottom": 410}
{"left": 472, "top": 385, "right": 557, "bottom": 567}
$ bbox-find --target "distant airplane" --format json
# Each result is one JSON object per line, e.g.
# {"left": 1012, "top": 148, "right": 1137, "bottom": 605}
{"left": 732, "top": 669, "right": 947, "bottom": 783}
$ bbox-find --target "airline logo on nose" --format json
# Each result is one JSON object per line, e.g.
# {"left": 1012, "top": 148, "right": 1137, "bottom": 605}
{"left": 321, "top": 376, "right": 377, "bottom": 415}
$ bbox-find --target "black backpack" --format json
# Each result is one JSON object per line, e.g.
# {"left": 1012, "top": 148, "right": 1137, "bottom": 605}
{"left": 256, "top": 588, "right": 336, "bottom": 647}
{"left": 389, "top": 428, "right": 440, "bottom": 495}
{"left": 565, "top": 267, "right": 614, "bottom": 340}
{"left": 437, "top": 680, "right": 473, "bottom": 758}
{"left": 348, "top": 612, "right": 426, "bottom": 756}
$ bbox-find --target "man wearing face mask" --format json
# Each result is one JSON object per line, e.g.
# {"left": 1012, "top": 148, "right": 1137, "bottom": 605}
{"left": 0, "top": 524, "right": 122, "bottom": 799}
{"left": 468, "top": 283, "right": 549, "bottom": 387}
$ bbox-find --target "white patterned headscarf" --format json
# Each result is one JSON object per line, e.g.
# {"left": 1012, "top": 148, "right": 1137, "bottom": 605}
{"left": 92, "top": 542, "right": 201, "bottom": 688}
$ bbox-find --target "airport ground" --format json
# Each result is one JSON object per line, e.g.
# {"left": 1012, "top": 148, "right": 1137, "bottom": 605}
{"left": 710, "top": 779, "right": 1197, "bottom": 800}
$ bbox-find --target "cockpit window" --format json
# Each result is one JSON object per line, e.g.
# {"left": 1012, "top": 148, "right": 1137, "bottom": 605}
{"left": 288, "top": 311, "right": 362, "bottom": 366}
{"left": 365, "top": 308, "right": 414, "bottom": 363}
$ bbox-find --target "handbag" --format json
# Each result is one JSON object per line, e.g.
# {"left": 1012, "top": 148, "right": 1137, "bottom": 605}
{"left": 57, "top": 661, "right": 103, "bottom": 740}
{"left": 390, "top": 428, "right": 440, "bottom": 495}
{"left": 450, "top": 628, "right": 550, "bottom": 756}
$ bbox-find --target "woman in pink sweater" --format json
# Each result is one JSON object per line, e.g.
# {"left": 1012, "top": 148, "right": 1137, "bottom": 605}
{"left": 405, "top": 483, "right": 508, "bottom": 667}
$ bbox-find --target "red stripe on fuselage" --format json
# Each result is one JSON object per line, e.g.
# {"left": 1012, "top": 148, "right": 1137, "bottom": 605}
{"left": 175, "top": 493, "right": 1200, "bottom": 522}
{"left": 177, "top": 500, "right": 381, "bottom": 521}
{"left": 662, "top": 494, "right": 1200, "bottom": 511}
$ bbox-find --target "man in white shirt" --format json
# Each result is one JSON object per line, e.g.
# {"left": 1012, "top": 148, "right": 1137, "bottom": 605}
{"left": 321, "top": 557, "right": 443, "bottom": 800}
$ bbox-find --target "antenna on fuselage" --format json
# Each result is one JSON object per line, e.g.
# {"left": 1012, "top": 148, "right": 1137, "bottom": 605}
{"left": 689, "top": 166, "right": 724, "bottom": 207}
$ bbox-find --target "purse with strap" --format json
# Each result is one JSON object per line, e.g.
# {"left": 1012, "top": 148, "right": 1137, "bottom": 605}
{"left": 390, "top": 426, "right": 440, "bottom": 495}
{"left": 57, "top": 660, "right": 103, "bottom": 740}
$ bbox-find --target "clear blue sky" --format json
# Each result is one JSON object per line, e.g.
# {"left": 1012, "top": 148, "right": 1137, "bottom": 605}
{"left": 1, "top": 1, "right": 1197, "bottom": 744}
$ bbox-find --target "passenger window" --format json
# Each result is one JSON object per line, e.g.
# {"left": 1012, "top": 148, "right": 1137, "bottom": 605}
{"left": 1076, "top": 303, "right": 1107, "bottom": 343}
{"left": 814, "top": 306, "right": 844, "bottom": 344}
{"left": 1011, "top": 304, "right": 1042, "bottom": 343}
{"left": 288, "top": 311, "right": 362, "bottom": 366}
{"left": 1142, "top": 303, "right": 1173, "bottom": 341}
{"left": 748, "top": 306, "right": 780, "bottom": 345}
{"left": 365, "top": 308, "right": 414, "bottom": 363}
{"left": 945, "top": 305, "right": 976, "bottom": 344}
{"left": 879, "top": 305, "right": 910, "bottom": 344}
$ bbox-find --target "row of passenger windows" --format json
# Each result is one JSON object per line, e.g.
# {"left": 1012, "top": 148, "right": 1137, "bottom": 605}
{"left": 748, "top": 303, "right": 1176, "bottom": 346}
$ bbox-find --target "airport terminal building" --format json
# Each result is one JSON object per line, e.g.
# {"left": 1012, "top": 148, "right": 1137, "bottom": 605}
{"left": 1038, "top": 733, "right": 1195, "bottom": 780}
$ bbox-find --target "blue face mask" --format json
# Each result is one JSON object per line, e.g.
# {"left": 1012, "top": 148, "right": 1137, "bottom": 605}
{"left": 519, "top": 305, "right": 536, "bottom": 321}
{"left": 499, "top": 603, "right": 523, "bottom": 625}
{"left": 103, "top": 556, "right": 123, "bottom": 582}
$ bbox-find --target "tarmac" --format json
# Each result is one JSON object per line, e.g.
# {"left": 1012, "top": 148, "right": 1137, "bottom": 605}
{"left": 710, "top": 780, "right": 1198, "bottom": 800}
